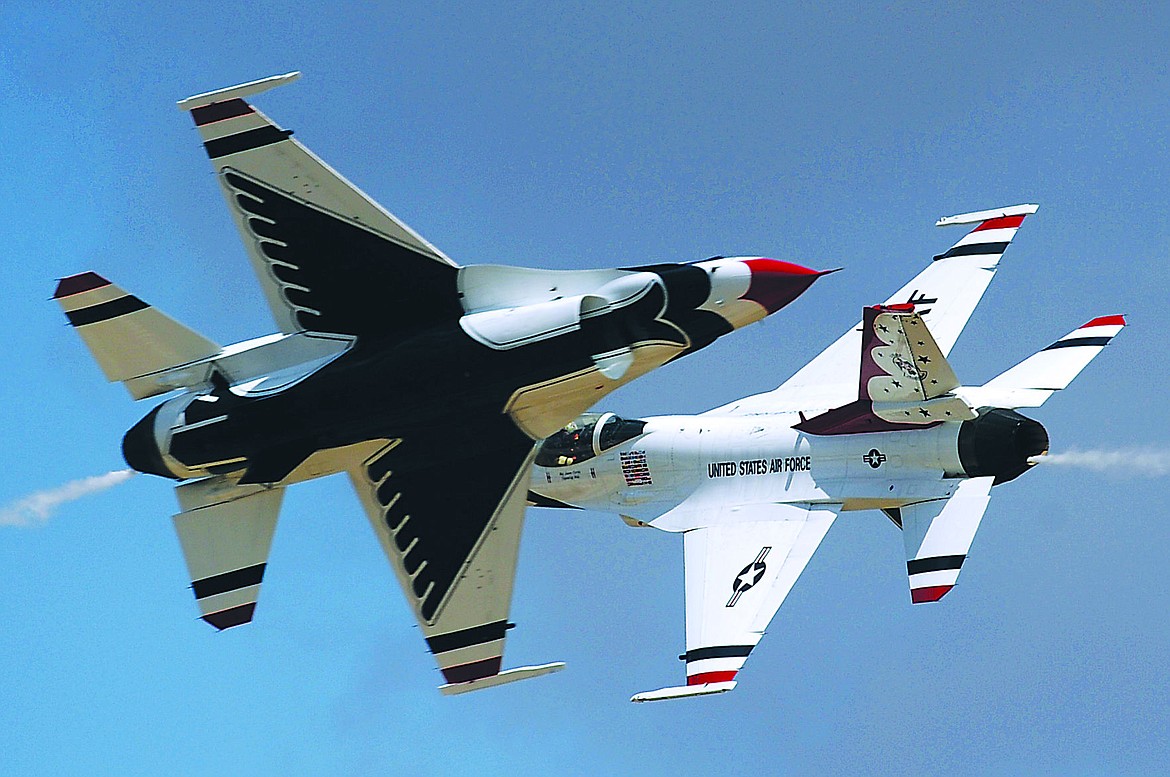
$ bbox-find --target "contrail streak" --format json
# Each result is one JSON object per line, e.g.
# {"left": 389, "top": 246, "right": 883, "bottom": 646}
{"left": 0, "top": 470, "right": 136, "bottom": 526}
{"left": 1035, "top": 448, "right": 1170, "bottom": 477}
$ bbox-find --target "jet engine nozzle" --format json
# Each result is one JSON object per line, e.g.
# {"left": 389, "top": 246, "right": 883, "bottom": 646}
{"left": 122, "top": 405, "right": 179, "bottom": 479}
{"left": 957, "top": 407, "right": 1049, "bottom": 484}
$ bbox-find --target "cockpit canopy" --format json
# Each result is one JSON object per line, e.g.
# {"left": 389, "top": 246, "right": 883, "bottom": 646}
{"left": 535, "top": 412, "right": 647, "bottom": 468}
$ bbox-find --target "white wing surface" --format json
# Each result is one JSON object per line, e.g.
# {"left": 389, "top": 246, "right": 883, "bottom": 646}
{"left": 707, "top": 204, "right": 1038, "bottom": 416}
{"left": 632, "top": 502, "right": 839, "bottom": 702}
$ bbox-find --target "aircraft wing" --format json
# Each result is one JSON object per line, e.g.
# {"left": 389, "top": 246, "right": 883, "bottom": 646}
{"left": 178, "top": 74, "right": 461, "bottom": 337}
{"left": 632, "top": 502, "right": 839, "bottom": 702}
{"left": 347, "top": 415, "right": 563, "bottom": 694}
{"left": 707, "top": 204, "right": 1038, "bottom": 416}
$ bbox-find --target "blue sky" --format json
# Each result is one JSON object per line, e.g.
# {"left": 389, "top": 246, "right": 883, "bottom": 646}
{"left": 3, "top": 2, "right": 1169, "bottom": 774}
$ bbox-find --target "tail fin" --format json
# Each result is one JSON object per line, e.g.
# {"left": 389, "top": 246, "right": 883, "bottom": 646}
{"left": 795, "top": 304, "right": 975, "bottom": 435}
{"left": 54, "top": 272, "right": 220, "bottom": 399}
{"left": 962, "top": 315, "right": 1127, "bottom": 409}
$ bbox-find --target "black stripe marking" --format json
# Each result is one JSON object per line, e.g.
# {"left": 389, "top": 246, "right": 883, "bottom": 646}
{"left": 191, "top": 98, "right": 255, "bottom": 126}
{"left": 192, "top": 563, "right": 266, "bottom": 600}
{"left": 1043, "top": 336, "right": 1111, "bottom": 351}
{"left": 685, "top": 645, "right": 754, "bottom": 663}
{"left": 907, "top": 555, "right": 965, "bottom": 576}
{"left": 933, "top": 242, "right": 1010, "bottom": 261}
{"left": 426, "top": 620, "right": 510, "bottom": 655}
{"left": 204, "top": 126, "right": 293, "bottom": 159}
{"left": 66, "top": 295, "right": 149, "bottom": 327}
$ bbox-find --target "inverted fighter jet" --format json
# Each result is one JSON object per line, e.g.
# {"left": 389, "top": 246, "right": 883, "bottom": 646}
{"left": 528, "top": 204, "right": 1125, "bottom": 701}
{"left": 53, "top": 73, "right": 825, "bottom": 694}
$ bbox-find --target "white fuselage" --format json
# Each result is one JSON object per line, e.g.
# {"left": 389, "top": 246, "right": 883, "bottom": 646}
{"left": 531, "top": 414, "right": 969, "bottom": 530}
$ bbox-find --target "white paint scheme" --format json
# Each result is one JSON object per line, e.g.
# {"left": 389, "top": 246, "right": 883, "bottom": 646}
{"left": 708, "top": 205, "right": 1039, "bottom": 416}
{"left": 530, "top": 205, "right": 1126, "bottom": 701}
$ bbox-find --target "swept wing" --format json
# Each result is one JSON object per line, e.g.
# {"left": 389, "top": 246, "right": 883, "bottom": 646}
{"left": 707, "top": 204, "right": 1038, "bottom": 416}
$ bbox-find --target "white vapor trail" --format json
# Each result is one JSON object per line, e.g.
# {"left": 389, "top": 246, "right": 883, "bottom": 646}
{"left": 1037, "top": 448, "right": 1170, "bottom": 477}
{"left": 0, "top": 470, "right": 136, "bottom": 527}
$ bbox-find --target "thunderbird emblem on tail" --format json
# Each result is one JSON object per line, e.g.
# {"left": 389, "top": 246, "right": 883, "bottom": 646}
{"left": 528, "top": 204, "right": 1127, "bottom": 701}
{"left": 53, "top": 73, "right": 826, "bottom": 696}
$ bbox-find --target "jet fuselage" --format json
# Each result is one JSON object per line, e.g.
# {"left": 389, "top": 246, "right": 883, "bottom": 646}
{"left": 122, "top": 259, "right": 823, "bottom": 486}
{"left": 530, "top": 408, "right": 1048, "bottom": 524}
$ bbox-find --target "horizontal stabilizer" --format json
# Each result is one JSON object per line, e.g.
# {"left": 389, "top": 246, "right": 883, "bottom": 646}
{"left": 900, "top": 476, "right": 993, "bottom": 604}
{"left": 55, "top": 272, "right": 221, "bottom": 399}
{"left": 631, "top": 681, "right": 736, "bottom": 703}
{"left": 962, "top": 315, "right": 1126, "bottom": 409}
{"left": 438, "top": 661, "right": 565, "bottom": 696}
{"left": 172, "top": 477, "right": 284, "bottom": 629}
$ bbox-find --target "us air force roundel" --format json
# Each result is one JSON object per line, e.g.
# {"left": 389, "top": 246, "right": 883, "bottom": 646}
{"left": 727, "top": 547, "right": 771, "bottom": 607}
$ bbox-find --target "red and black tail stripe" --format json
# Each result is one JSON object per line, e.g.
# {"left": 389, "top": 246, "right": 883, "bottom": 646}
{"left": 191, "top": 98, "right": 255, "bottom": 126}
{"left": 441, "top": 656, "right": 503, "bottom": 684}
{"left": 204, "top": 126, "right": 294, "bottom": 159}
{"left": 684, "top": 645, "right": 753, "bottom": 663}
{"left": 934, "top": 242, "right": 1011, "bottom": 261}
{"left": 65, "top": 295, "right": 149, "bottom": 327}
{"left": 906, "top": 555, "right": 965, "bottom": 576}
{"left": 425, "top": 620, "right": 510, "bottom": 655}
{"left": 191, "top": 563, "right": 267, "bottom": 600}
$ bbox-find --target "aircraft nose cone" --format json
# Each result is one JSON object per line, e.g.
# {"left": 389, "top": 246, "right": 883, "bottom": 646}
{"left": 740, "top": 258, "right": 825, "bottom": 314}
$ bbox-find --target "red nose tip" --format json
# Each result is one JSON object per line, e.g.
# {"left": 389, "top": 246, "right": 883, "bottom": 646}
{"left": 742, "top": 258, "right": 825, "bottom": 314}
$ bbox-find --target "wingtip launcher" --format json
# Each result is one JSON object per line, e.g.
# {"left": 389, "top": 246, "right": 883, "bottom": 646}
{"left": 935, "top": 203, "right": 1039, "bottom": 227}
{"left": 438, "top": 661, "right": 566, "bottom": 696}
{"left": 630, "top": 681, "right": 737, "bottom": 703}
{"left": 177, "top": 71, "right": 302, "bottom": 111}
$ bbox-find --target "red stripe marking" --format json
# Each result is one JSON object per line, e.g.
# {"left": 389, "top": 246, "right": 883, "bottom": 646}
{"left": 687, "top": 670, "right": 737, "bottom": 686}
{"left": 54, "top": 272, "right": 111, "bottom": 299}
{"left": 1082, "top": 314, "right": 1126, "bottom": 328}
{"left": 973, "top": 215, "right": 1025, "bottom": 231}
{"left": 441, "top": 656, "right": 502, "bottom": 684}
{"left": 202, "top": 602, "right": 256, "bottom": 630}
{"left": 911, "top": 585, "right": 953, "bottom": 604}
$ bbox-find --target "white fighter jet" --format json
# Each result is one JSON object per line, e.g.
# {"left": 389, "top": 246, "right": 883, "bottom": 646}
{"left": 53, "top": 73, "right": 827, "bottom": 694}
{"left": 527, "top": 204, "right": 1126, "bottom": 702}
